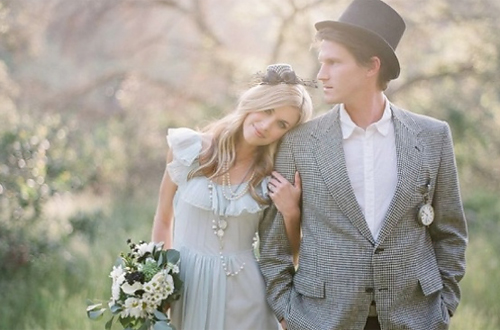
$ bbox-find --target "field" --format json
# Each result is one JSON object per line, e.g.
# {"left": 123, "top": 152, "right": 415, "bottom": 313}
{"left": 1, "top": 193, "right": 498, "bottom": 330}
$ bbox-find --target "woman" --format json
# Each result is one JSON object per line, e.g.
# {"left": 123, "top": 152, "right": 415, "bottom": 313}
{"left": 151, "top": 63, "right": 313, "bottom": 330}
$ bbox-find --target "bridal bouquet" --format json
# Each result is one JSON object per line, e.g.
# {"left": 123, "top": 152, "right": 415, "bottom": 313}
{"left": 87, "top": 239, "right": 183, "bottom": 330}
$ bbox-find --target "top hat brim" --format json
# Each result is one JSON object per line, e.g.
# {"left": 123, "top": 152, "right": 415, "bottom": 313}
{"left": 315, "top": 20, "right": 400, "bottom": 79}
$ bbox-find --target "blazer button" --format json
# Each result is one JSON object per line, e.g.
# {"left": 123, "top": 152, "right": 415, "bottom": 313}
{"left": 365, "top": 287, "right": 374, "bottom": 293}
{"left": 374, "top": 248, "right": 385, "bottom": 254}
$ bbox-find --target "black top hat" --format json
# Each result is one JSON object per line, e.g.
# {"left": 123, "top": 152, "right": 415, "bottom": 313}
{"left": 315, "top": 0, "right": 406, "bottom": 79}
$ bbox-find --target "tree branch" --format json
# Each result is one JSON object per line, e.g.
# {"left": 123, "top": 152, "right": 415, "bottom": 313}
{"left": 391, "top": 64, "right": 476, "bottom": 95}
{"left": 269, "top": 0, "right": 328, "bottom": 62}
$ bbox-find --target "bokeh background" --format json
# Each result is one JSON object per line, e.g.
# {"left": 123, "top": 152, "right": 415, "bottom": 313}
{"left": 0, "top": 0, "right": 499, "bottom": 329}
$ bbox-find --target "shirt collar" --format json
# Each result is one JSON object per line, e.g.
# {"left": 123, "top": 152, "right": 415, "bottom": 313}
{"left": 339, "top": 95, "right": 392, "bottom": 139}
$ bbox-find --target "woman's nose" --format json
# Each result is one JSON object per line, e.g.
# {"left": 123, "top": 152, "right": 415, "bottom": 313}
{"left": 260, "top": 118, "right": 273, "bottom": 131}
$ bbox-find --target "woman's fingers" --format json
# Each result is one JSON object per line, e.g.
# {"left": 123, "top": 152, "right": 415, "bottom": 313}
{"left": 294, "top": 171, "right": 301, "bottom": 190}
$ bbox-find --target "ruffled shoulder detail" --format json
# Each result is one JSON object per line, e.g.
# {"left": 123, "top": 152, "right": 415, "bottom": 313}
{"left": 166, "top": 127, "right": 203, "bottom": 185}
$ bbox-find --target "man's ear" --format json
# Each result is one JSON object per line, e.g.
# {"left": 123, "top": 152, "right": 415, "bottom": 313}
{"left": 366, "top": 56, "right": 381, "bottom": 77}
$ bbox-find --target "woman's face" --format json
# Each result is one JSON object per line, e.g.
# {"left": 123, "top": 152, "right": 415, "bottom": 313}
{"left": 242, "top": 105, "right": 301, "bottom": 146}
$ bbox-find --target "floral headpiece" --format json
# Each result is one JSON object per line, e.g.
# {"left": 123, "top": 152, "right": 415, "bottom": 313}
{"left": 254, "top": 63, "right": 317, "bottom": 88}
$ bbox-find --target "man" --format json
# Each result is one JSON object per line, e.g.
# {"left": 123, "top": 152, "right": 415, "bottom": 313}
{"left": 259, "top": 0, "right": 468, "bottom": 329}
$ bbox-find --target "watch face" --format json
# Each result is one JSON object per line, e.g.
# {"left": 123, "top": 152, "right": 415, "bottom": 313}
{"left": 418, "top": 204, "right": 434, "bottom": 226}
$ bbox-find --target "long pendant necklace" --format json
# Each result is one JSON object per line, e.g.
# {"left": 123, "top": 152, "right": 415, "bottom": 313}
{"left": 208, "top": 161, "right": 254, "bottom": 276}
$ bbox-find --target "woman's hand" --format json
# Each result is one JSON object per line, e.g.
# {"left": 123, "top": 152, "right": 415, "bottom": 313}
{"left": 268, "top": 171, "right": 302, "bottom": 263}
{"left": 268, "top": 171, "right": 301, "bottom": 219}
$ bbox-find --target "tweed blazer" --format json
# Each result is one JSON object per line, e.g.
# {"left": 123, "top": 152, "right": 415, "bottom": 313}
{"left": 258, "top": 104, "right": 468, "bottom": 330}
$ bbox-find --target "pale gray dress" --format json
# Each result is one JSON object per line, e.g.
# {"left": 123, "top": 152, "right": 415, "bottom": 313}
{"left": 167, "top": 128, "right": 280, "bottom": 330}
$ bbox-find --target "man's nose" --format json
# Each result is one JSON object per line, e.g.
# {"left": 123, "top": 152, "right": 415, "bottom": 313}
{"left": 317, "top": 65, "right": 327, "bottom": 81}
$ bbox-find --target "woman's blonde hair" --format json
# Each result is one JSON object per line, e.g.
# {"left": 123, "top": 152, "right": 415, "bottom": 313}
{"left": 190, "top": 82, "right": 313, "bottom": 204}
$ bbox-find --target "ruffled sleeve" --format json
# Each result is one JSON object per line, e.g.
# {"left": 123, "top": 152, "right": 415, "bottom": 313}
{"left": 166, "top": 127, "right": 203, "bottom": 185}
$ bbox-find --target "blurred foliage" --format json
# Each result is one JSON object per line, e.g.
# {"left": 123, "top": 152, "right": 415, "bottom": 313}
{"left": 0, "top": 112, "right": 116, "bottom": 272}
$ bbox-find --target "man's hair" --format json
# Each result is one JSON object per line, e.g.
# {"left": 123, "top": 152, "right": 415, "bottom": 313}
{"left": 316, "top": 28, "right": 393, "bottom": 90}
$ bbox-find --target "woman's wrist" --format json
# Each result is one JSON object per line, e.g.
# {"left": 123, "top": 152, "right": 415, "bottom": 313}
{"left": 282, "top": 206, "right": 301, "bottom": 221}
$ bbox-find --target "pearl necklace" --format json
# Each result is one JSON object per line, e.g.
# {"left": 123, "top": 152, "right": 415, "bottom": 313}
{"left": 221, "top": 161, "right": 255, "bottom": 201}
{"left": 208, "top": 182, "right": 246, "bottom": 277}
{"left": 206, "top": 161, "right": 255, "bottom": 276}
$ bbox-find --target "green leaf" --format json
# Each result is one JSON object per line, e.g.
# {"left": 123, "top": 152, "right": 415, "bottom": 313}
{"left": 166, "top": 249, "right": 180, "bottom": 264}
{"left": 154, "top": 321, "right": 174, "bottom": 330}
{"left": 87, "top": 308, "right": 106, "bottom": 320}
{"left": 86, "top": 303, "right": 103, "bottom": 312}
{"left": 115, "top": 256, "right": 125, "bottom": 267}
{"left": 138, "top": 320, "right": 151, "bottom": 330}
{"left": 153, "top": 310, "right": 169, "bottom": 321}
{"left": 157, "top": 252, "right": 164, "bottom": 266}
{"left": 120, "top": 316, "right": 133, "bottom": 327}
{"left": 110, "top": 304, "right": 122, "bottom": 314}
{"left": 105, "top": 316, "right": 115, "bottom": 330}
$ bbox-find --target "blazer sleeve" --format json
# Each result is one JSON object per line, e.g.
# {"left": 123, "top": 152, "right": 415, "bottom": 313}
{"left": 430, "top": 122, "right": 468, "bottom": 316}
{"left": 258, "top": 134, "right": 297, "bottom": 322}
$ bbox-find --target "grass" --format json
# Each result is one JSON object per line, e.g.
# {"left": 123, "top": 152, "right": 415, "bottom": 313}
{"left": 0, "top": 193, "right": 498, "bottom": 330}
{"left": 450, "top": 230, "right": 500, "bottom": 330}
{"left": 0, "top": 195, "right": 156, "bottom": 330}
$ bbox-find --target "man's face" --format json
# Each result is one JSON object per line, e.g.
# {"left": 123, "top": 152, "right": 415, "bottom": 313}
{"left": 316, "top": 39, "right": 372, "bottom": 105}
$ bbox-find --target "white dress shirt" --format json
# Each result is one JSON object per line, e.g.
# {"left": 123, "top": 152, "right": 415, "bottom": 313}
{"left": 339, "top": 98, "right": 397, "bottom": 240}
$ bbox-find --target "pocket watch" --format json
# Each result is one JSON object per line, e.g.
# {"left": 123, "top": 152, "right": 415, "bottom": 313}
{"left": 418, "top": 203, "right": 434, "bottom": 226}
{"left": 417, "top": 178, "right": 434, "bottom": 226}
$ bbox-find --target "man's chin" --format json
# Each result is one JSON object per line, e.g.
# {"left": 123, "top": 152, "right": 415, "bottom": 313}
{"left": 324, "top": 97, "right": 339, "bottom": 105}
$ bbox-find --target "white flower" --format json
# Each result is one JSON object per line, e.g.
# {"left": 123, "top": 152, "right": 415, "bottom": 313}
{"left": 121, "top": 281, "right": 143, "bottom": 295}
{"left": 109, "top": 265, "right": 125, "bottom": 280}
{"left": 152, "top": 271, "right": 166, "bottom": 282}
{"left": 121, "top": 297, "right": 146, "bottom": 319}
{"left": 117, "top": 273, "right": 126, "bottom": 285}
{"left": 111, "top": 281, "right": 121, "bottom": 302}
{"left": 143, "top": 300, "right": 158, "bottom": 315}
{"left": 252, "top": 233, "right": 260, "bottom": 250}
{"left": 143, "top": 278, "right": 160, "bottom": 294}
{"left": 142, "top": 292, "right": 161, "bottom": 308}
{"left": 166, "top": 262, "right": 180, "bottom": 274}
{"left": 136, "top": 242, "right": 155, "bottom": 257}
{"left": 110, "top": 272, "right": 126, "bottom": 302}
{"left": 163, "top": 274, "right": 174, "bottom": 296}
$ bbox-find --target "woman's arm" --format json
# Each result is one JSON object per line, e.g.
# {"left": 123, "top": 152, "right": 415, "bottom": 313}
{"left": 268, "top": 170, "right": 302, "bottom": 265}
{"left": 151, "top": 149, "right": 178, "bottom": 249}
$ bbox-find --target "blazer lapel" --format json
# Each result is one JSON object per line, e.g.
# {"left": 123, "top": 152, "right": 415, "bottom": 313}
{"left": 311, "top": 107, "right": 375, "bottom": 244}
{"left": 377, "top": 106, "right": 423, "bottom": 244}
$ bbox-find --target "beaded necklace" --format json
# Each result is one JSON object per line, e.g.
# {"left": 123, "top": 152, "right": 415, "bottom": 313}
{"left": 221, "top": 161, "right": 255, "bottom": 200}
{"left": 208, "top": 161, "right": 255, "bottom": 276}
